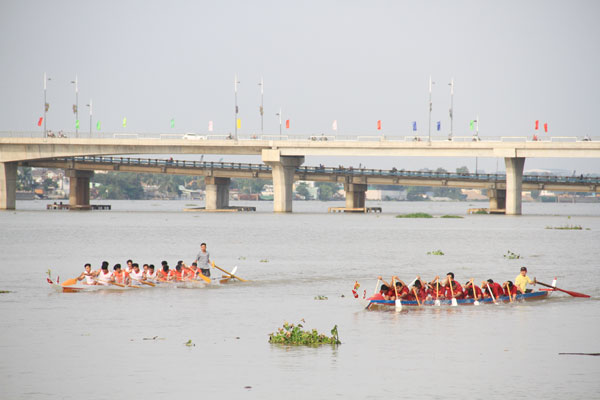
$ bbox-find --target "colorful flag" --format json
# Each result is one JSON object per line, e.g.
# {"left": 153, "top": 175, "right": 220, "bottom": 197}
{"left": 544, "top": 123, "right": 548, "bottom": 133}
{"left": 237, "top": 118, "right": 241, "bottom": 129}
{"left": 96, "top": 121, "right": 101, "bottom": 131}
{"left": 286, "top": 119, "right": 290, "bottom": 129}
{"left": 535, "top": 120, "right": 539, "bottom": 130}
{"left": 37, "top": 117, "right": 43, "bottom": 127}
{"left": 436, "top": 121, "right": 441, "bottom": 131}
{"left": 377, "top": 120, "right": 382, "bottom": 130}
{"left": 208, "top": 121, "right": 213, "bottom": 132}
{"left": 75, "top": 120, "right": 80, "bottom": 130}
{"left": 412, "top": 121, "right": 417, "bottom": 131}
{"left": 170, "top": 118, "right": 175, "bottom": 128}
{"left": 122, "top": 117, "right": 127, "bottom": 128}
{"left": 332, "top": 120, "right": 338, "bottom": 131}
{"left": 470, "top": 120, "right": 474, "bottom": 130}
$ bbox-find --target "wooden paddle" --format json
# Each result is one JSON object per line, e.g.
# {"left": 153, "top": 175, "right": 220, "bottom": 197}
{"left": 196, "top": 271, "right": 211, "bottom": 284}
{"left": 373, "top": 278, "right": 381, "bottom": 295}
{"left": 413, "top": 288, "right": 421, "bottom": 306}
{"left": 448, "top": 276, "right": 458, "bottom": 306}
{"left": 392, "top": 277, "right": 402, "bottom": 311}
{"left": 470, "top": 279, "right": 480, "bottom": 306}
{"left": 212, "top": 262, "right": 247, "bottom": 282}
{"left": 61, "top": 278, "right": 79, "bottom": 287}
{"left": 435, "top": 278, "right": 441, "bottom": 306}
{"left": 485, "top": 282, "right": 498, "bottom": 305}
{"left": 141, "top": 280, "right": 156, "bottom": 287}
{"left": 505, "top": 282, "right": 513, "bottom": 302}
{"left": 536, "top": 281, "right": 590, "bottom": 298}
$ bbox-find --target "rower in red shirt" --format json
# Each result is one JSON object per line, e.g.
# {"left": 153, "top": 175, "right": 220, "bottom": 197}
{"left": 426, "top": 277, "right": 443, "bottom": 300}
{"left": 169, "top": 264, "right": 183, "bottom": 282}
{"left": 503, "top": 281, "right": 518, "bottom": 297}
{"left": 443, "top": 272, "right": 464, "bottom": 299}
{"left": 481, "top": 279, "right": 504, "bottom": 299}
{"left": 406, "top": 277, "right": 427, "bottom": 301}
{"left": 463, "top": 280, "right": 482, "bottom": 300}
{"left": 391, "top": 277, "right": 410, "bottom": 300}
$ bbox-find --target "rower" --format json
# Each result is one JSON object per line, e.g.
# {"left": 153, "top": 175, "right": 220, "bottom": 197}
{"left": 463, "top": 280, "right": 482, "bottom": 300}
{"left": 97, "top": 261, "right": 115, "bottom": 285}
{"left": 482, "top": 279, "right": 504, "bottom": 299}
{"left": 391, "top": 276, "right": 410, "bottom": 300}
{"left": 77, "top": 263, "right": 98, "bottom": 285}
{"left": 443, "top": 272, "right": 464, "bottom": 299}
{"left": 158, "top": 261, "right": 170, "bottom": 282}
{"left": 169, "top": 263, "right": 183, "bottom": 282}
{"left": 129, "top": 263, "right": 144, "bottom": 285}
{"left": 113, "top": 264, "right": 129, "bottom": 285}
{"left": 125, "top": 259, "right": 133, "bottom": 274}
{"left": 145, "top": 264, "right": 158, "bottom": 282}
{"left": 194, "top": 242, "right": 211, "bottom": 278}
{"left": 515, "top": 267, "right": 536, "bottom": 294}
{"left": 407, "top": 277, "right": 427, "bottom": 301}
{"left": 181, "top": 262, "right": 196, "bottom": 280}
{"left": 503, "top": 281, "right": 518, "bottom": 297}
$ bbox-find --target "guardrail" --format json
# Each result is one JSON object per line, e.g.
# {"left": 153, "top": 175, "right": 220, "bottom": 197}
{"left": 47, "top": 156, "right": 600, "bottom": 185}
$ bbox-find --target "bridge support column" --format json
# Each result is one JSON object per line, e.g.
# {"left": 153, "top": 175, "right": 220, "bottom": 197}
{"left": 262, "top": 150, "right": 304, "bottom": 213}
{"left": 205, "top": 177, "right": 230, "bottom": 209}
{"left": 67, "top": 169, "right": 93, "bottom": 210}
{"left": 487, "top": 189, "right": 506, "bottom": 212}
{"left": 0, "top": 162, "right": 17, "bottom": 210}
{"left": 505, "top": 157, "right": 525, "bottom": 215}
{"left": 344, "top": 183, "right": 367, "bottom": 209}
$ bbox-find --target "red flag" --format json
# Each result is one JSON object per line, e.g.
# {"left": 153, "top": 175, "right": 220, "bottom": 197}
{"left": 535, "top": 120, "right": 539, "bottom": 130}
{"left": 377, "top": 120, "right": 382, "bottom": 130}
{"left": 544, "top": 123, "right": 548, "bottom": 133}
{"left": 286, "top": 119, "right": 290, "bottom": 129}
{"left": 37, "top": 117, "right": 43, "bottom": 127}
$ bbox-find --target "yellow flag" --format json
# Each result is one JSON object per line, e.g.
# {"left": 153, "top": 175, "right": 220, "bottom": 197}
{"left": 237, "top": 118, "right": 241, "bottom": 129}
{"left": 122, "top": 117, "right": 127, "bottom": 128}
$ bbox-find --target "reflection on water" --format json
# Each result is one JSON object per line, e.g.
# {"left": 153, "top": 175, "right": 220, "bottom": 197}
{"left": 1, "top": 201, "right": 599, "bottom": 399}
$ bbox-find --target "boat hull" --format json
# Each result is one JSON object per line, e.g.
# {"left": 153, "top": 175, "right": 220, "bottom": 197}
{"left": 366, "top": 291, "right": 549, "bottom": 310}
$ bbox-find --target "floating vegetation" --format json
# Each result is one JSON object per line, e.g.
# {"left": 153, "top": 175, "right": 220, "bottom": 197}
{"left": 427, "top": 250, "right": 445, "bottom": 256}
{"left": 395, "top": 212, "right": 433, "bottom": 218}
{"left": 0, "top": 290, "right": 11, "bottom": 294}
{"left": 545, "top": 225, "right": 584, "bottom": 230}
{"left": 474, "top": 209, "right": 488, "bottom": 215}
{"left": 269, "top": 321, "right": 341, "bottom": 346}
{"left": 314, "top": 295, "right": 328, "bottom": 300}
{"left": 259, "top": 259, "right": 269, "bottom": 263}
{"left": 504, "top": 250, "right": 521, "bottom": 259}
{"left": 441, "top": 215, "right": 464, "bottom": 218}
{"left": 238, "top": 256, "right": 247, "bottom": 260}
{"left": 184, "top": 339, "right": 195, "bottom": 347}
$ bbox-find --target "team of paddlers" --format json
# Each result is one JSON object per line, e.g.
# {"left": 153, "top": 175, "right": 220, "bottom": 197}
{"left": 76, "top": 243, "right": 212, "bottom": 286}
{"left": 369, "top": 267, "right": 537, "bottom": 302}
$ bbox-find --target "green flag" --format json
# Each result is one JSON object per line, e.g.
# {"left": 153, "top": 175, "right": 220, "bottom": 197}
{"left": 122, "top": 117, "right": 127, "bottom": 128}
{"left": 96, "top": 121, "right": 101, "bottom": 131}
{"left": 469, "top": 120, "right": 474, "bottom": 130}
{"left": 170, "top": 118, "right": 175, "bottom": 128}
{"left": 75, "top": 119, "right": 80, "bottom": 129}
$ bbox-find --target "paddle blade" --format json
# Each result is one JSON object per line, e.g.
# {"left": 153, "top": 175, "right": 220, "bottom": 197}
{"left": 198, "top": 273, "right": 211, "bottom": 284}
{"left": 537, "top": 281, "right": 590, "bottom": 298}
{"left": 61, "top": 278, "right": 79, "bottom": 287}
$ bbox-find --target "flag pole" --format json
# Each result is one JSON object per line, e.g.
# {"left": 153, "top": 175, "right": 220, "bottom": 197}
{"left": 43, "top": 72, "right": 50, "bottom": 138}
{"left": 276, "top": 107, "right": 282, "bottom": 136}
{"left": 428, "top": 75, "right": 434, "bottom": 142}
{"left": 71, "top": 75, "right": 79, "bottom": 138}
{"left": 234, "top": 74, "right": 240, "bottom": 140}
{"left": 259, "top": 77, "right": 264, "bottom": 135}
{"left": 448, "top": 78, "right": 454, "bottom": 141}
{"left": 86, "top": 99, "right": 92, "bottom": 137}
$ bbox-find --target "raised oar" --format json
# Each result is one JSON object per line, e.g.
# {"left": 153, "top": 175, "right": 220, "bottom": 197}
{"left": 505, "top": 282, "right": 513, "bottom": 303}
{"left": 373, "top": 278, "right": 381, "bottom": 295}
{"left": 448, "top": 276, "right": 458, "bottom": 307}
{"left": 536, "top": 281, "right": 590, "bottom": 298}
{"left": 212, "top": 262, "right": 247, "bottom": 282}
{"left": 435, "top": 278, "right": 441, "bottom": 306}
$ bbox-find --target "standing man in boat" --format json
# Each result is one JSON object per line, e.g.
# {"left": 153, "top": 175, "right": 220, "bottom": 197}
{"left": 195, "top": 243, "right": 211, "bottom": 278}
{"left": 515, "top": 267, "right": 536, "bottom": 294}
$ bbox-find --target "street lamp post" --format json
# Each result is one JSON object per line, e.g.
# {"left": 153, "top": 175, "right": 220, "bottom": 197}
{"left": 258, "top": 77, "right": 264, "bottom": 135}
{"left": 448, "top": 78, "right": 454, "bottom": 141}
{"left": 276, "top": 107, "right": 282, "bottom": 136}
{"left": 43, "top": 72, "right": 51, "bottom": 137}
{"left": 428, "top": 75, "right": 435, "bottom": 142}
{"left": 234, "top": 74, "right": 240, "bottom": 140}
{"left": 70, "top": 75, "right": 79, "bottom": 137}
{"left": 86, "top": 99, "right": 93, "bottom": 137}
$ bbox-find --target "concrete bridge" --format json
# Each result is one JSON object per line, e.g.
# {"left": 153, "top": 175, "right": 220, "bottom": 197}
{"left": 2, "top": 135, "right": 599, "bottom": 214}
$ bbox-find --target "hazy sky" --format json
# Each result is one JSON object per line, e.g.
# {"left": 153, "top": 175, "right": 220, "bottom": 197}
{"left": 1, "top": 0, "right": 599, "bottom": 173}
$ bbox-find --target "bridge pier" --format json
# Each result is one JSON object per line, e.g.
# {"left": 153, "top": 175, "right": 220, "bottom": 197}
{"left": 505, "top": 157, "right": 525, "bottom": 215}
{"left": 205, "top": 177, "right": 230, "bottom": 209}
{"left": 344, "top": 183, "right": 367, "bottom": 209}
{"left": 67, "top": 169, "right": 94, "bottom": 210}
{"left": 487, "top": 189, "right": 506, "bottom": 212}
{"left": 262, "top": 150, "right": 304, "bottom": 212}
{"left": 0, "top": 162, "right": 17, "bottom": 210}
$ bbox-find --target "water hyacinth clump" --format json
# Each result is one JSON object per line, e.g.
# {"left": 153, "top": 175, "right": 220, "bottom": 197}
{"left": 504, "top": 250, "right": 521, "bottom": 259}
{"left": 395, "top": 212, "right": 433, "bottom": 218}
{"left": 427, "top": 250, "right": 445, "bottom": 256}
{"left": 269, "top": 321, "right": 341, "bottom": 346}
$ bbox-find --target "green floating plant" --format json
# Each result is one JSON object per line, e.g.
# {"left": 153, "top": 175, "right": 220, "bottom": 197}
{"left": 427, "top": 250, "right": 445, "bottom": 256}
{"left": 504, "top": 250, "right": 521, "bottom": 259}
{"left": 395, "top": 212, "right": 433, "bottom": 218}
{"left": 314, "top": 295, "right": 328, "bottom": 300}
{"left": 269, "top": 321, "right": 340, "bottom": 346}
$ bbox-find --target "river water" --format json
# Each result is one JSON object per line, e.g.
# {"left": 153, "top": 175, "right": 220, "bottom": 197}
{"left": 1, "top": 200, "right": 599, "bottom": 399}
